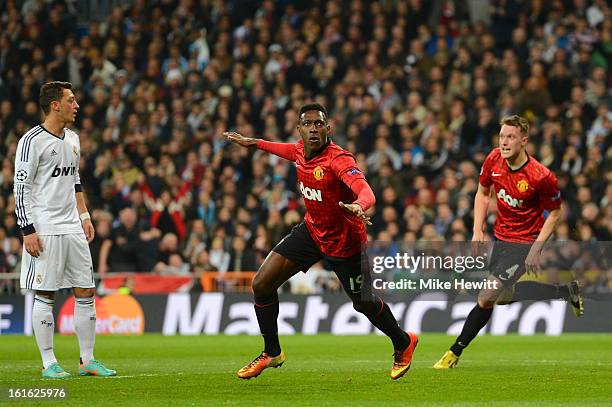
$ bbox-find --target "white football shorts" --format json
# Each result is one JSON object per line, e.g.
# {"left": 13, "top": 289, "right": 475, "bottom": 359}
{"left": 20, "top": 233, "right": 95, "bottom": 291}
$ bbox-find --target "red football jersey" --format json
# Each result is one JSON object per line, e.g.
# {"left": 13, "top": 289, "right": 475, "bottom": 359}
{"left": 296, "top": 140, "right": 367, "bottom": 257}
{"left": 480, "top": 148, "right": 562, "bottom": 242}
{"left": 260, "top": 140, "right": 368, "bottom": 257}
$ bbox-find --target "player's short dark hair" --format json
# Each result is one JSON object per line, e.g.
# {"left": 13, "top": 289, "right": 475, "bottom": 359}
{"left": 299, "top": 103, "right": 328, "bottom": 121}
{"left": 39, "top": 81, "right": 72, "bottom": 114}
{"left": 500, "top": 115, "right": 529, "bottom": 135}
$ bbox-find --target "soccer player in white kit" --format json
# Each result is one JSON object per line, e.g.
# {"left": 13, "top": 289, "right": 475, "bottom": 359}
{"left": 14, "top": 81, "right": 116, "bottom": 378}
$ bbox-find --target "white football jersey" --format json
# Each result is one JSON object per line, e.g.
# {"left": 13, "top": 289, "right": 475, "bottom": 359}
{"left": 14, "top": 125, "right": 83, "bottom": 235}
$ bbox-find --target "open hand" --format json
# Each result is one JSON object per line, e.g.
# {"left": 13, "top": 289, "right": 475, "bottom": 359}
{"left": 339, "top": 202, "right": 372, "bottom": 225}
{"left": 224, "top": 131, "right": 258, "bottom": 147}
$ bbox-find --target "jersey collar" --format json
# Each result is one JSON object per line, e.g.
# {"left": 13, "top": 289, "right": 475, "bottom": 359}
{"left": 506, "top": 152, "right": 530, "bottom": 173}
{"left": 41, "top": 124, "right": 65, "bottom": 140}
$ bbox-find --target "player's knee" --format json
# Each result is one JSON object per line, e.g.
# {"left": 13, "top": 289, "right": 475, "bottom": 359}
{"left": 251, "top": 274, "right": 263, "bottom": 295}
{"left": 36, "top": 290, "right": 55, "bottom": 300}
{"left": 477, "top": 298, "right": 496, "bottom": 309}
{"left": 74, "top": 287, "right": 95, "bottom": 298}
{"left": 252, "top": 272, "right": 271, "bottom": 297}
{"left": 352, "top": 300, "right": 376, "bottom": 315}
{"left": 477, "top": 289, "right": 497, "bottom": 308}
{"left": 478, "top": 284, "right": 502, "bottom": 309}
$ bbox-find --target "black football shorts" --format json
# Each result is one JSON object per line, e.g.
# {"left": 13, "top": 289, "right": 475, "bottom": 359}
{"left": 488, "top": 240, "right": 533, "bottom": 286}
{"left": 273, "top": 222, "right": 371, "bottom": 298}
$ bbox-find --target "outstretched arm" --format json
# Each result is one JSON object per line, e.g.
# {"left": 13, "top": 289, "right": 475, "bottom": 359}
{"left": 339, "top": 178, "right": 375, "bottom": 225}
{"left": 332, "top": 154, "right": 375, "bottom": 225}
{"left": 224, "top": 131, "right": 296, "bottom": 161}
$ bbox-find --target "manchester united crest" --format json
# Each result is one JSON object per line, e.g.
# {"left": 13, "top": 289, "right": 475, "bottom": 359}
{"left": 313, "top": 166, "right": 324, "bottom": 180}
{"left": 517, "top": 179, "right": 529, "bottom": 193}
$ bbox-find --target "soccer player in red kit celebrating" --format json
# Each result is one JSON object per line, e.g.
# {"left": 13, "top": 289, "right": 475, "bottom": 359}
{"left": 225, "top": 103, "right": 418, "bottom": 380}
{"left": 434, "top": 115, "right": 584, "bottom": 369}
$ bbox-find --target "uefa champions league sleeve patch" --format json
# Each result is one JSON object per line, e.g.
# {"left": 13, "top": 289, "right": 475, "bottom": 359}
{"left": 16, "top": 169, "right": 28, "bottom": 182}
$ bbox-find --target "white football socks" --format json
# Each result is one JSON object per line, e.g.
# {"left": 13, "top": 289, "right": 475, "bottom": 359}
{"left": 32, "top": 295, "right": 57, "bottom": 369}
{"left": 74, "top": 296, "right": 96, "bottom": 365}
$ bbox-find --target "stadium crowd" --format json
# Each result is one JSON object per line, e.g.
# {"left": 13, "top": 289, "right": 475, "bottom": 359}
{"left": 0, "top": 0, "right": 610, "bottom": 294}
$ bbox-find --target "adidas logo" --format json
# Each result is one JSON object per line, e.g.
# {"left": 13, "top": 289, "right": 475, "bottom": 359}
{"left": 50, "top": 149, "right": 58, "bottom": 157}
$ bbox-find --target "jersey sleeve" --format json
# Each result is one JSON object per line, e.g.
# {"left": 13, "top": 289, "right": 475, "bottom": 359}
{"left": 330, "top": 153, "right": 366, "bottom": 188}
{"left": 331, "top": 153, "right": 375, "bottom": 210}
{"left": 540, "top": 171, "right": 562, "bottom": 211}
{"left": 479, "top": 151, "right": 494, "bottom": 187}
{"left": 14, "top": 136, "right": 40, "bottom": 235}
{"left": 256, "top": 140, "right": 297, "bottom": 161}
{"left": 349, "top": 178, "right": 376, "bottom": 211}
{"left": 74, "top": 133, "right": 83, "bottom": 192}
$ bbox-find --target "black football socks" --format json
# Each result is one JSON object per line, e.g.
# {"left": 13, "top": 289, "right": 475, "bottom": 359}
{"left": 254, "top": 294, "right": 281, "bottom": 357}
{"left": 363, "top": 298, "right": 410, "bottom": 350}
{"left": 450, "top": 304, "right": 493, "bottom": 356}
{"left": 512, "top": 281, "right": 570, "bottom": 300}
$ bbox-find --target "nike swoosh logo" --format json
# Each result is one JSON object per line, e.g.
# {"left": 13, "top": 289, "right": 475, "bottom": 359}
{"left": 505, "top": 264, "right": 519, "bottom": 274}
{"left": 492, "top": 172, "right": 502, "bottom": 177}
{"left": 499, "top": 264, "right": 519, "bottom": 281}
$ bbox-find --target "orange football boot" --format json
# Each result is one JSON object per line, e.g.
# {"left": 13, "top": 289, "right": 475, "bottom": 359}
{"left": 390, "top": 331, "right": 419, "bottom": 380}
{"left": 237, "top": 351, "right": 286, "bottom": 379}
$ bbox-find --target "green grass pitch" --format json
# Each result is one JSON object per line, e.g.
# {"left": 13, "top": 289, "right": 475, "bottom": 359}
{"left": 1, "top": 334, "right": 611, "bottom": 406}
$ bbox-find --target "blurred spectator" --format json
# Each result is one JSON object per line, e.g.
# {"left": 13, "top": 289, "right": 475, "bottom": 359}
{"left": 228, "top": 236, "right": 257, "bottom": 272}
{"left": 98, "top": 207, "right": 160, "bottom": 274}
{"left": 193, "top": 250, "right": 217, "bottom": 273}
{"left": 209, "top": 236, "right": 230, "bottom": 273}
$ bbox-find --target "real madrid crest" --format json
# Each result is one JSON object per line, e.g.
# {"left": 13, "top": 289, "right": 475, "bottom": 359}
{"left": 517, "top": 179, "right": 529, "bottom": 193}
{"left": 73, "top": 145, "right": 79, "bottom": 156}
{"left": 313, "top": 166, "right": 324, "bottom": 180}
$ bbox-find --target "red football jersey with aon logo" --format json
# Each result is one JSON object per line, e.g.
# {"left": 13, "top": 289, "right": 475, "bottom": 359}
{"left": 480, "top": 148, "right": 562, "bottom": 242}
{"left": 261, "top": 140, "right": 367, "bottom": 257}
{"left": 296, "top": 140, "right": 367, "bottom": 257}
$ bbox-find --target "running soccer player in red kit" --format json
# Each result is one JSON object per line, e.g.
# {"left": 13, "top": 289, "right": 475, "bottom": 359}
{"left": 225, "top": 103, "right": 418, "bottom": 380}
{"left": 434, "top": 115, "right": 584, "bottom": 369}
